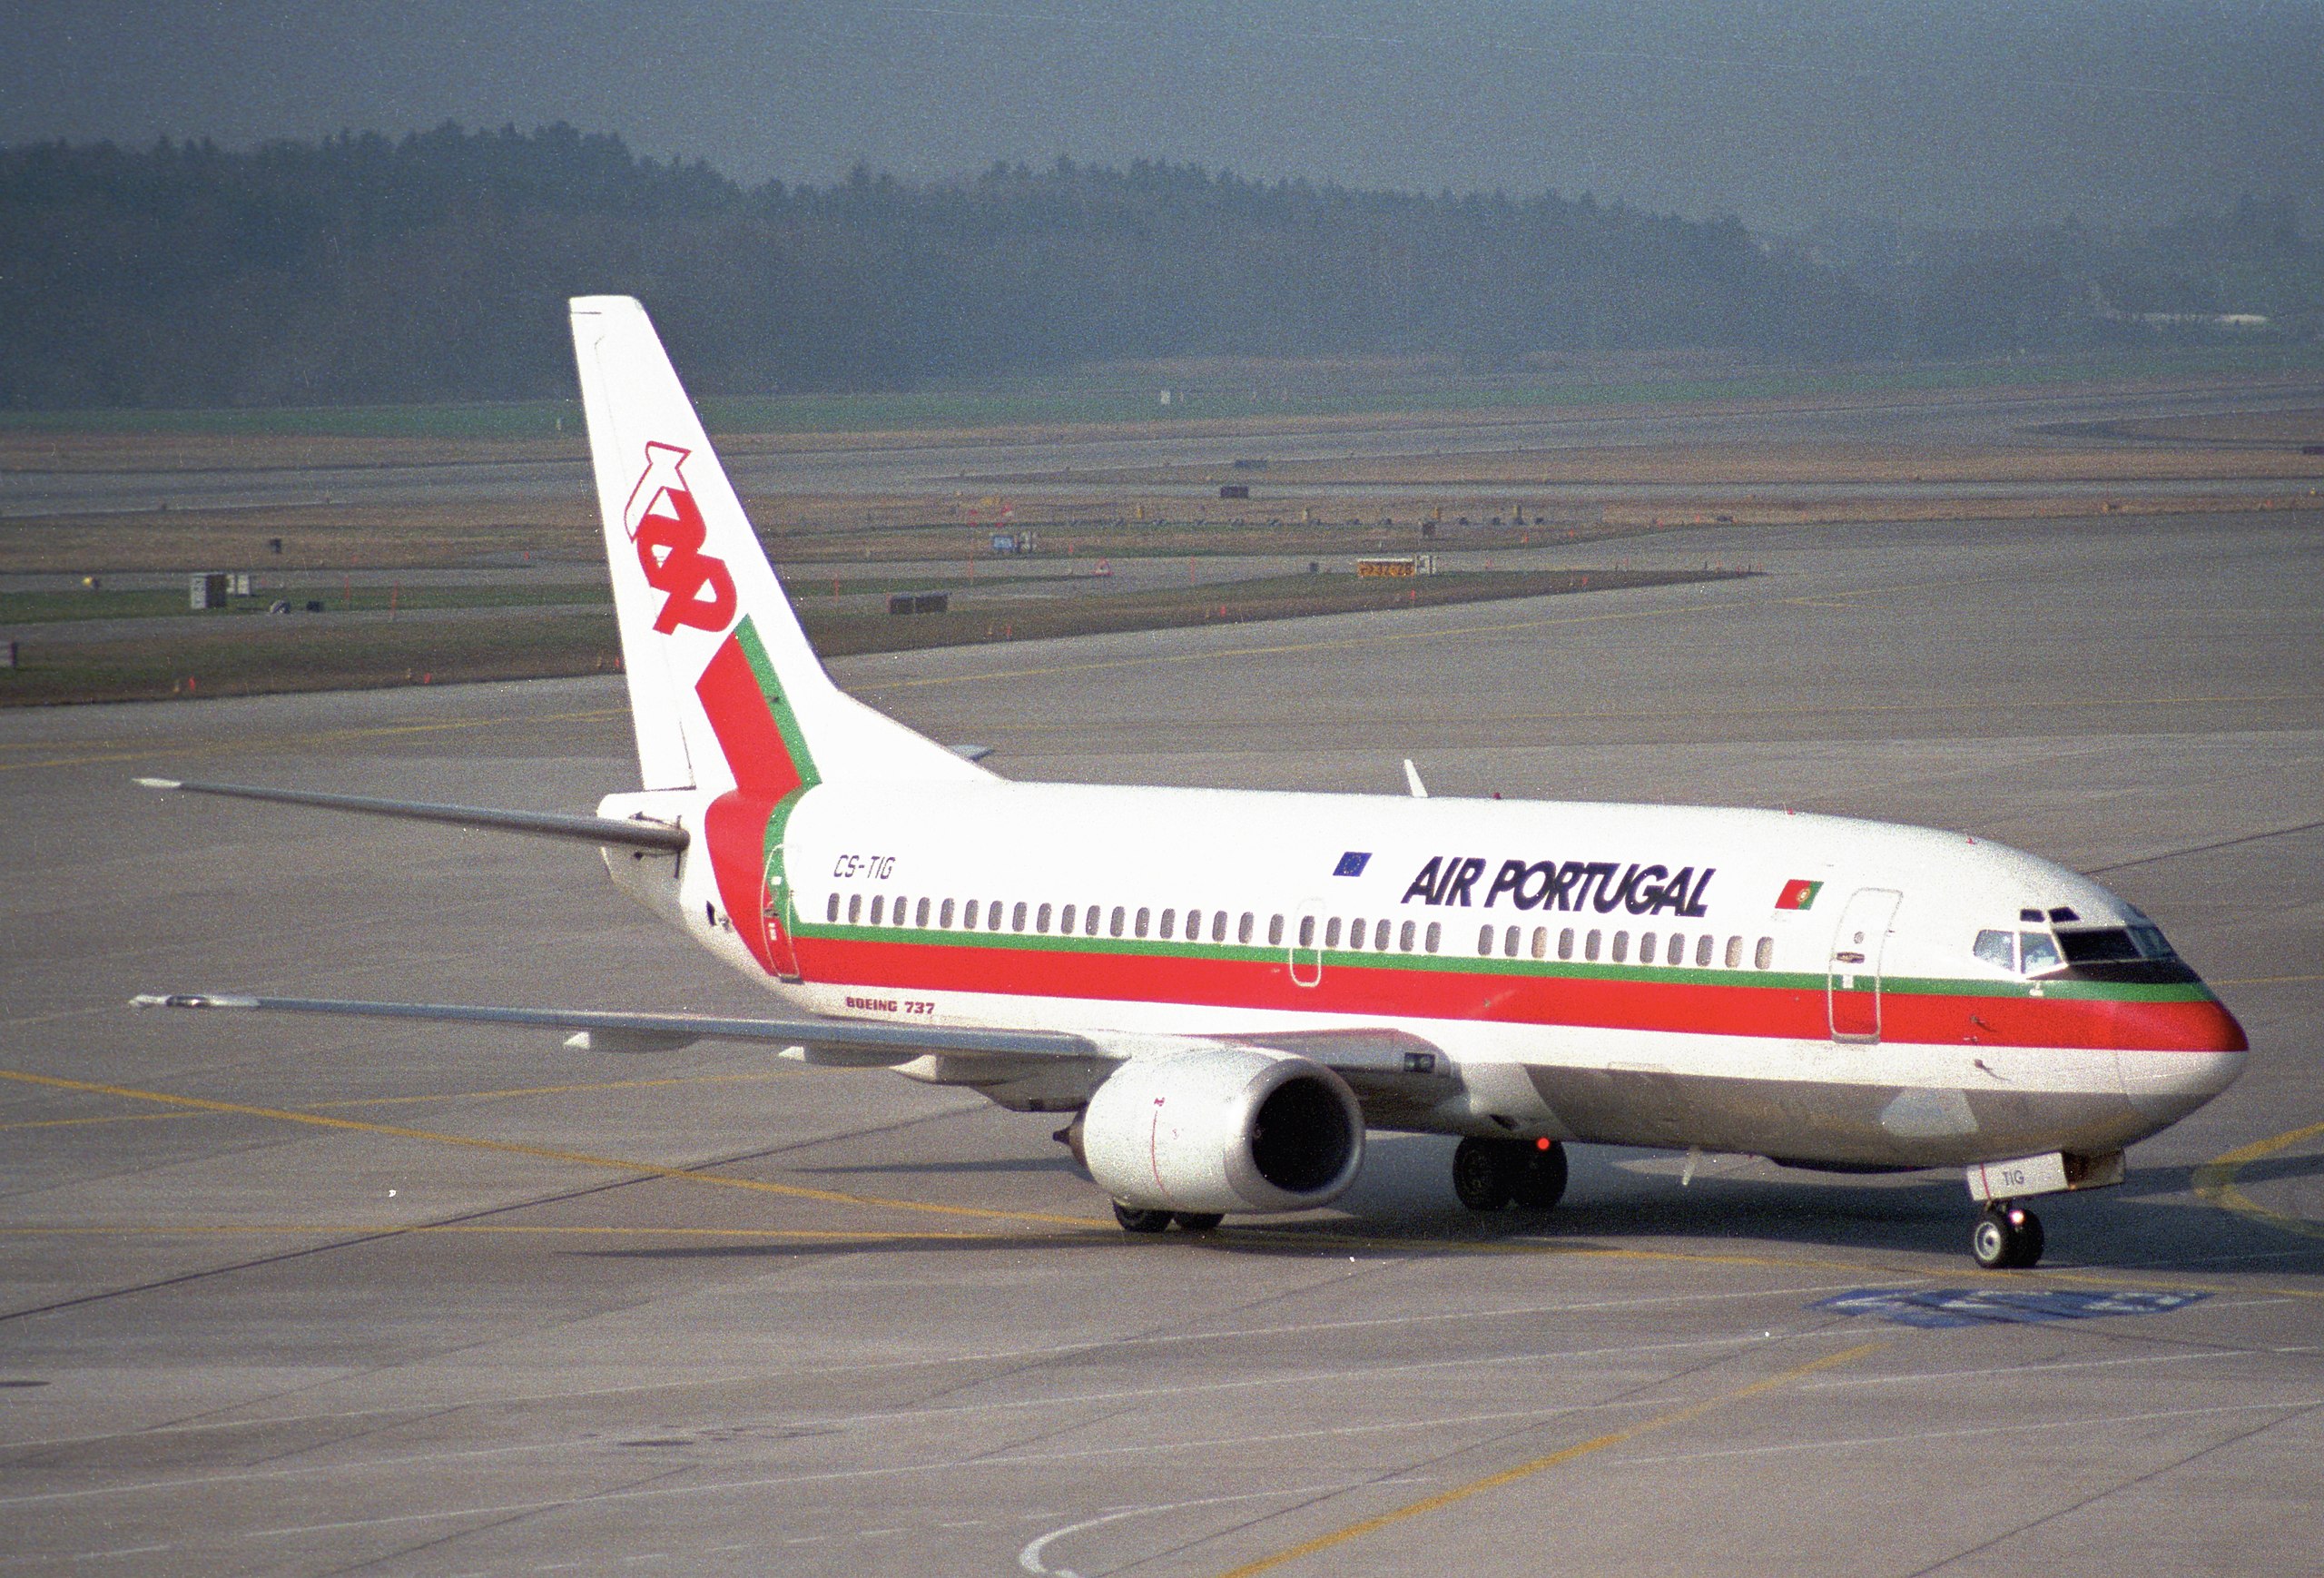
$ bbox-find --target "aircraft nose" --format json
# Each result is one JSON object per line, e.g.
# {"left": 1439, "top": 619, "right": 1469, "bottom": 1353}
{"left": 2115, "top": 994, "right": 2248, "bottom": 1123}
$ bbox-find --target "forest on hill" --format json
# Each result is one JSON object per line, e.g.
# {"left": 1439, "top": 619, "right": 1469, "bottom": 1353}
{"left": 0, "top": 124, "right": 1892, "bottom": 409}
{"left": 3, "top": 124, "right": 2311, "bottom": 410}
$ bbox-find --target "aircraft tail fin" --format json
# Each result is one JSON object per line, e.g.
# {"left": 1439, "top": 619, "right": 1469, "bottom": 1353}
{"left": 568, "top": 295, "right": 986, "bottom": 797}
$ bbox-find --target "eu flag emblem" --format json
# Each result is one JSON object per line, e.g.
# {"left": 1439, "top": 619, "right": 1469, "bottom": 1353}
{"left": 1334, "top": 852, "right": 1371, "bottom": 877}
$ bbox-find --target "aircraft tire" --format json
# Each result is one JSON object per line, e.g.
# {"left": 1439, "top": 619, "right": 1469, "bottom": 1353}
{"left": 1172, "top": 1212, "right": 1225, "bottom": 1232}
{"left": 1452, "top": 1138, "right": 1515, "bottom": 1211}
{"left": 1509, "top": 1141, "right": 1568, "bottom": 1210}
{"left": 1114, "top": 1201, "right": 1175, "bottom": 1233}
{"left": 1971, "top": 1204, "right": 2043, "bottom": 1269}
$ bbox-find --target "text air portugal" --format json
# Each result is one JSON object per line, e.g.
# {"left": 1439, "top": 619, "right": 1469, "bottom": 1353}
{"left": 628, "top": 441, "right": 817, "bottom": 980}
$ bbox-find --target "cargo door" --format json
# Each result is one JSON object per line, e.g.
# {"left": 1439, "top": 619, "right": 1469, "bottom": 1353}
{"left": 1827, "top": 887, "right": 1901, "bottom": 1043}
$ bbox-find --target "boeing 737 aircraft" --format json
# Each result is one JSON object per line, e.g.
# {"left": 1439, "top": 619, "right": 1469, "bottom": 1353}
{"left": 137, "top": 296, "right": 2249, "bottom": 1268}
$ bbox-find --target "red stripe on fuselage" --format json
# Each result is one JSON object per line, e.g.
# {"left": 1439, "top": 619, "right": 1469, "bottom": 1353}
{"left": 791, "top": 933, "right": 2246, "bottom": 1054}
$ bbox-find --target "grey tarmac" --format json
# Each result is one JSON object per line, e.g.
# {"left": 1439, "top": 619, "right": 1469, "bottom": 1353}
{"left": 0, "top": 500, "right": 2319, "bottom": 1576}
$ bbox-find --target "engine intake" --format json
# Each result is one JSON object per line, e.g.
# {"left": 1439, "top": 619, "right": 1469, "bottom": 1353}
{"left": 1081, "top": 1046, "right": 1364, "bottom": 1216}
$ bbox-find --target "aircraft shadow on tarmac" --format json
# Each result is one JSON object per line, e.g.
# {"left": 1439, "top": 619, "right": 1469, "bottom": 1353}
{"left": 564, "top": 1139, "right": 2323, "bottom": 1268}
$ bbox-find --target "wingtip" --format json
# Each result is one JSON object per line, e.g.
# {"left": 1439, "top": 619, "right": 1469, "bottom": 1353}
{"left": 133, "top": 776, "right": 182, "bottom": 791}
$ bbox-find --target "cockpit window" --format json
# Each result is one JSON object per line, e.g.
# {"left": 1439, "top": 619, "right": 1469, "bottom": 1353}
{"left": 2129, "top": 922, "right": 2177, "bottom": 960}
{"left": 2059, "top": 927, "right": 2142, "bottom": 964}
{"left": 1973, "top": 929, "right": 2015, "bottom": 971}
{"left": 2019, "top": 932, "right": 2063, "bottom": 975}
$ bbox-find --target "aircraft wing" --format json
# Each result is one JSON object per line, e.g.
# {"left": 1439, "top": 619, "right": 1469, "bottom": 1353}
{"left": 131, "top": 991, "right": 1094, "bottom": 1064}
{"left": 127, "top": 995, "right": 1459, "bottom": 1110}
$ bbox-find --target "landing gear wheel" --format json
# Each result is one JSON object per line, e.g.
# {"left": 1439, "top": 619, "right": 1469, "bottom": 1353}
{"left": 1113, "top": 1201, "right": 1174, "bottom": 1233}
{"left": 1172, "top": 1212, "right": 1225, "bottom": 1232}
{"left": 1452, "top": 1137, "right": 1515, "bottom": 1211}
{"left": 1510, "top": 1140, "right": 1568, "bottom": 1210}
{"left": 1970, "top": 1203, "right": 2044, "bottom": 1269}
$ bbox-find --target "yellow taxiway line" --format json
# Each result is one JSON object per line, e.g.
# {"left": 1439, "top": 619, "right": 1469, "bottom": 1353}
{"left": 2194, "top": 1119, "right": 2324, "bottom": 1243}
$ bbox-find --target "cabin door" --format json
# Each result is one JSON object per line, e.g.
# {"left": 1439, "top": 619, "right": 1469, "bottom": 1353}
{"left": 1290, "top": 899, "right": 1325, "bottom": 988}
{"left": 1827, "top": 887, "right": 1901, "bottom": 1043}
{"left": 761, "top": 839, "right": 804, "bottom": 982}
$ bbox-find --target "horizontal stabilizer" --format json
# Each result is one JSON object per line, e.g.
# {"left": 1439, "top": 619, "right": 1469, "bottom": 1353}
{"left": 134, "top": 777, "right": 686, "bottom": 853}
{"left": 130, "top": 991, "right": 1096, "bottom": 1062}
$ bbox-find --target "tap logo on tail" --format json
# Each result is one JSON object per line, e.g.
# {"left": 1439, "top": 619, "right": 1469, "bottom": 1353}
{"left": 622, "top": 442, "right": 736, "bottom": 636}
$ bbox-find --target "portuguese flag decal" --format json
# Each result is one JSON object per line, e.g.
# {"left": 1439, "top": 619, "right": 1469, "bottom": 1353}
{"left": 1776, "top": 878, "right": 1824, "bottom": 911}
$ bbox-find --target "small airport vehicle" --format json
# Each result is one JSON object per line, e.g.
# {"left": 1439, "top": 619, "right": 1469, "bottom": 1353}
{"left": 136, "top": 298, "right": 2248, "bottom": 1268}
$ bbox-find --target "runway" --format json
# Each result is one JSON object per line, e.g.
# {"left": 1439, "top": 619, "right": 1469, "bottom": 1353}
{"left": 1, "top": 503, "right": 2319, "bottom": 1574}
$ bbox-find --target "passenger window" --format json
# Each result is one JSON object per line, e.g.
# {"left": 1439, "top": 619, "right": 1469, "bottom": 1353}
{"left": 1724, "top": 934, "right": 1741, "bottom": 969}
{"left": 962, "top": 900, "right": 980, "bottom": 929}
{"left": 1011, "top": 902, "right": 1028, "bottom": 932}
{"left": 1160, "top": 908, "right": 1176, "bottom": 941}
{"left": 1560, "top": 928, "right": 1575, "bottom": 961}
{"left": 1088, "top": 905, "right": 1105, "bottom": 937}
{"left": 1297, "top": 915, "right": 1315, "bottom": 947}
{"left": 1324, "top": 917, "right": 1343, "bottom": 948}
{"left": 1755, "top": 936, "right": 1774, "bottom": 970}
{"left": 917, "top": 897, "right": 931, "bottom": 927}
{"left": 940, "top": 898, "right": 956, "bottom": 928}
{"left": 1350, "top": 918, "right": 1367, "bottom": 949}
{"left": 848, "top": 893, "right": 863, "bottom": 924}
{"left": 1974, "top": 929, "right": 2015, "bottom": 971}
{"left": 1585, "top": 929, "right": 1601, "bottom": 962}
{"left": 987, "top": 902, "right": 1003, "bottom": 931}
{"left": 1504, "top": 925, "right": 1521, "bottom": 958}
{"left": 1425, "top": 922, "right": 1442, "bottom": 952}
{"left": 1205, "top": 911, "right": 1223, "bottom": 943}
{"left": 2020, "top": 932, "right": 2063, "bottom": 975}
{"left": 1238, "top": 912, "right": 1255, "bottom": 945}
{"left": 826, "top": 893, "right": 840, "bottom": 923}
{"left": 1268, "top": 914, "right": 1285, "bottom": 947}
{"left": 1136, "top": 907, "right": 1151, "bottom": 939}
{"left": 1531, "top": 927, "right": 1548, "bottom": 960}
{"left": 1695, "top": 934, "right": 1713, "bottom": 967}
{"left": 1110, "top": 905, "right": 1126, "bottom": 938}
{"left": 1669, "top": 933, "right": 1687, "bottom": 966}
{"left": 1611, "top": 931, "right": 1630, "bottom": 963}
{"left": 1478, "top": 924, "right": 1495, "bottom": 956}
{"left": 1399, "top": 920, "right": 1416, "bottom": 952}
{"left": 1639, "top": 930, "right": 1656, "bottom": 963}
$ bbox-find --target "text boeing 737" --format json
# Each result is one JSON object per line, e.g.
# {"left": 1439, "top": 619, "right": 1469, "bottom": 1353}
{"left": 135, "top": 296, "right": 2248, "bottom": 1268}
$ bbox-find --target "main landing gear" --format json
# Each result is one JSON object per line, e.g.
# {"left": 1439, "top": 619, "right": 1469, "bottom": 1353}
{"left": 1970, "top": 1201, "right": 2045, "bottom": 1269}
{"left": 1452, "top": 1137, "right": 1568, "bottom": 1212}
{"left": 1112, "top": 1202, "right": 1224, "bottom": 1233}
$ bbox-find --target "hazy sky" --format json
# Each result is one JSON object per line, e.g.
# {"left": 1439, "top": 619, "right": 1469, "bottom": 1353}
{"left": 5, "top": 1, "right": 2319, "bottom": 231}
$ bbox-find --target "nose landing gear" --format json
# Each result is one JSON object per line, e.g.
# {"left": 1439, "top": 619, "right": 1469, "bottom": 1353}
{"left": 1970, "top": 1202, "right": 2044, "bottom": 1269}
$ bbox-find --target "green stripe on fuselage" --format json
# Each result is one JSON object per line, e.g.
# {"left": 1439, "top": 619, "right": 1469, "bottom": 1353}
{"left": 794, "top": 922, "right": 2217, "bottom": 1001}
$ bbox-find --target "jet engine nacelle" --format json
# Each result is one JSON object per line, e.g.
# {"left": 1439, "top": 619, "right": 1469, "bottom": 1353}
{"left": 1081, "top": 1046, "right": 1364, "bottom": 1215}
